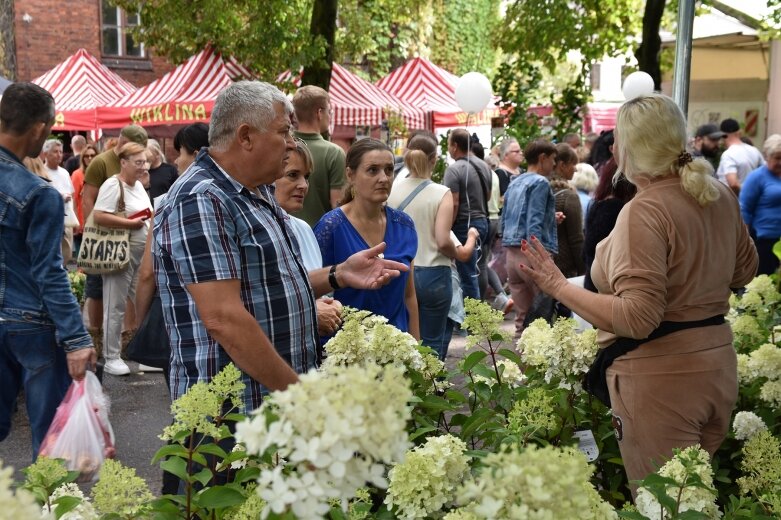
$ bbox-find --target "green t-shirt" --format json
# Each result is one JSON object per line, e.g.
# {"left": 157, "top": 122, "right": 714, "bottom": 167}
{"left": 292, "top": 131, "right": 346, "bottom": 227}
{"left": 84, "top": 149, "right": 121, "bottom": 188}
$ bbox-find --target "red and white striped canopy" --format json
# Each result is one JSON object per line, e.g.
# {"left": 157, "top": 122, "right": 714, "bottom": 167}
{"left": 329, "top": 63, "right": 427, "bottom": 129}
{"left": 96, "top": 47, "right": 253, "bottom": 129}
{"left": 377, "top": 57, "right": 500, "bottom": 128}
{"left": 32, "top": 49, "right": 136, "bottom": 131}
{"left": 278, "top": 64, "right": 428, "bottom": 130}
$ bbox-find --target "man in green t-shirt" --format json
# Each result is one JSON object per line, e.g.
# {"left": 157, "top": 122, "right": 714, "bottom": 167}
{"left": 292, "top": 86, "right": 346, "bottom": 227}
{"left": 81, "top": 124, "right": 148, "bottom": 346}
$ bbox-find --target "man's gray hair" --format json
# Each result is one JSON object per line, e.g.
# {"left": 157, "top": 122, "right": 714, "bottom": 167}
{"left": 42, "top": 138, "right": 63, "bottom": 153}
{"left": 71, "top": 135, "right": 86, "bottom": 148}
{"left": 498, "top": 137, "right": 519, "bottom": 160}
{"left": 209, "top": 81, "right": 293, "bottom": 151}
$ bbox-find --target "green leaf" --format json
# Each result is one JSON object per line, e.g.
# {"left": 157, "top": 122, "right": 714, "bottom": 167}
{"left": 197, "top": 485, "right": 246, "bottom": 509}
{"left": 160, "top": 457, "right": 192, "bottom": 483}
{"left": 409, "top": 426, "right": 437, "bottom": 441}
{"left": 462, "top": 350, "right": 488, "bottom": 372}
{"left": 196, "top": 443, "right": 228, "bottom": 459}
{"left": 192, "top": 467, "right": 213, "bottom": 486}
{"left": 151, "top": 443, "right": 191, "bottom": 464}
{"left": 497, "top": 348, "right": 523, "bottom": 366}
{"left": 233, "top": 466, "right": 261, "bottom": 484}
{"left": 772, "top": 239, "right": 781, "bottom": 261}
{"left": 418, "top": 394, "right": 455, "bottom": 412}
{"left": 53, "top": 496, "right": 82, "bottom": 518}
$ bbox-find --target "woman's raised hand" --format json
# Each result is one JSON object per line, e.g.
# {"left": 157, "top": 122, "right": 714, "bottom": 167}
{"left": 519, "top": 236, "right": 568, "bottom": 298}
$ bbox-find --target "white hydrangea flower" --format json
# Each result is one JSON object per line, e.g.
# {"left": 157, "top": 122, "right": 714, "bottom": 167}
{"left": 385, "top": 435, "right": 470, "bottom": 519}
{"left": 44, "top": 483, "right": 97, "bottom": 519}
{"left": 0, "top": 463, "right": 46, "bottom": 519}
{"left": 759, "top": 380, "right": 781, "bottom": 407}
{"left": 236, "top": 363, "right": 412, "bottom": 520}
{"left": 744, "top": 275, "right": 781, "bottom": 305}
{"left": 733, "top": 411, "right": 768, "bottom": 441}
{"left": 473, "top": 359, "right": 526, "bottom": 388}
{"left": 736, "top": 354, "right": 752, "bottom": 385}
{"left": 449, "top": 445, "right": 616, "bottom": 519}
{"left": 635, "top": 445, "right": 721, "bottom": 519}
{"left": 747, "top": 344, "right": 781, "bottom": 381}
{"left": 518, "top": 318, "right": 598, "bottom": 390}
{"left": 322, "top": 308, "right": 424, "bottom": 372}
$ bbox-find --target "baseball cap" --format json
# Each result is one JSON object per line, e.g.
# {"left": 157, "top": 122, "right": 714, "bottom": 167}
{"left": 695, "top": 124, "right": 725, "bottom": 140}
{"left": 719, "top": 118, "right": 740, "bottom": 134}
{"left": 120, "top": 124, "right": 148, "bottom": 146}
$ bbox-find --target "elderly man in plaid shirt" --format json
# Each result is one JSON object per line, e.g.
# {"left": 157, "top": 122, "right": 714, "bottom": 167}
{"left": 153, "top": 81, "right": 405, "bottom": 411}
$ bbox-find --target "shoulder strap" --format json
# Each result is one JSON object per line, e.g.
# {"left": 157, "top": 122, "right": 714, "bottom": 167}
{"left": 396, "top": 180, "right": 432, "bottom": 212}
{"left": 114, "top": 175, "right": 126, "bottom": 213}
{"left": 459, "top": 157, "right": 490, "bottom": 209}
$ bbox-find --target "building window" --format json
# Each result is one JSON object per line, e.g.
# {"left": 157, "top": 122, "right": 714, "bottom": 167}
{"left": 589, "top": 63, "right": 601, "bottom": 91}
{"left": 101, "top": 2, "right": 144, "bottom": 57}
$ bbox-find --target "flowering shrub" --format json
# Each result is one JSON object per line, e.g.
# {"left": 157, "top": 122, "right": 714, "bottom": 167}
{"left": 236, "top": 362, "right": 412, "bottom": 519}
{"left": 7, "top": 275, "right": 781, "bottom": 519}
{"left": 385, "top": 434, "right": 470, "bottom": 518}
{"left": 632, "top": 446, "right": 722, "bottom": 519}
{"left": 519, "top": 317, "right": 599, "bottom": 390}
{"left": 68, "top": 271, "right": 86, "bottom": 305}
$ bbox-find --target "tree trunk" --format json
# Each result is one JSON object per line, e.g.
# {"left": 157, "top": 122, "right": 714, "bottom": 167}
{"left": 635, "top": 0, "right": 666, "bottom": 90}
{"left": 302, "top": 0, "right": 337, "bottom": 90}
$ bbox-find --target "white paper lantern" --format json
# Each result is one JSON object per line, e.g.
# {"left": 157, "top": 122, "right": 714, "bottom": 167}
{"left": 622, "top": 71, "right": 655, "bottom": 101}
{"left": 455, "top": 72, "right": 493, "bottom": 114}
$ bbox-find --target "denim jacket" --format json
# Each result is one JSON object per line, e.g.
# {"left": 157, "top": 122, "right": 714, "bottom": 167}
{"left": 500, "top": 172, "right": 558, "bottom": 253}
{"left": 0, "top": 145, "right": 91, "bottom": 351}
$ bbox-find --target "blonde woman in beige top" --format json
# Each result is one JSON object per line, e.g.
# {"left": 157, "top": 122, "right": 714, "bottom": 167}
{"left": 388, "top": 134, "right": 477, "bottom": 359}
{"left": 519, "top": 94, "right": 758, "bottom": 488}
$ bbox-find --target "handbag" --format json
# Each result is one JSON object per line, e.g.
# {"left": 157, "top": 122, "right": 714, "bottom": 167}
{"left": 77, "top": 176, "right": 131, "bottom": 274}
{"left": 125, "top": 295, "right": 170, "bottom": 369}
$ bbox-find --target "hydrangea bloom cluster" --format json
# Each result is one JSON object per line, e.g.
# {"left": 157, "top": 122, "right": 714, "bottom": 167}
{"left": 508, "top": 388, "right": 558, "bottom": 436}
{"left": 45, "top": 483, "right": 97, "bottom": 519}
{"left": 447, "top": 445, "right": 616, "bottom": 519}
{"left": 235, "top": 362, "right": 412, "bottom": 520}
{"left": 733, "top": 411, "right": 768, "bottom": 441}
{"left": 462, "top": 298, "right": 511, "bottom": 349}
{"left": 740, "top": 343, "right": 781, "bottom": 407}
{"left": 91, "top": 459, "right": 153, "bottom": 518}
{"left": 518, "top": 318, "right": 599, "bottom": 390}
{"left": 473, "top": 359, "right": 526, "bottom": 388}
{"left": 737, "top": 430, "right": 781, "bottom": 499}
{"left": 635, "top": 445, "right": 721, "bottom": 519}
{"left": 322, "top": 308, "right": 424, "bottom": 371}
{"left": 728, "top": 314, "right": 766, "bottom": 347}
{"left": 385, "top": 434, "right": 470, "bottom": 519}
{"left": 0, "top": 462, "right": 43, "bottom": 519}
{"left": 161, "top": 363, "right": 246, "bottom": 441}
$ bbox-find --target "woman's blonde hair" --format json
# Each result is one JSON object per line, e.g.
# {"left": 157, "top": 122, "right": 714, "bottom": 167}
{"left": 404, "top": 134, "right": 437, "bottom": 179}
{"left": 118, "top": 142, "right": 147, "bottom": 161}
{"left": 23, "top": 157, "right": 49, "bottom": 180}
{"left": 291, "top": 139, "right": 314, "bottom": 174}
{"left": 615, "top": 94, "right": 719, "bottom": 206}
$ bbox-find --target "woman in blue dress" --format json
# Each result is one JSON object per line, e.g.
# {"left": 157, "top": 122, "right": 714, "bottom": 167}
{"left": 315, "top": 138, "right": 419, "bottom": 338}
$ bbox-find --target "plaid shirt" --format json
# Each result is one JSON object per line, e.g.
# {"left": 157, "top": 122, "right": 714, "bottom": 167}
{"left": 153, "top": 150, "right": 317, "bottom": 410}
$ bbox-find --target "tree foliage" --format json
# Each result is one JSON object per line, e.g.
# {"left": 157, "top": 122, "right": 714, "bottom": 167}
{"left": 428, "top": 0, "right": 501, "bottom": 76}
{"left": 111, "top": 0, "right": 320, "bottom": 80}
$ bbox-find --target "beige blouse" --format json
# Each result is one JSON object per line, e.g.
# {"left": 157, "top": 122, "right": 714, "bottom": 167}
{"left": 591, "top": 176, "right": 758, "bottom": 352}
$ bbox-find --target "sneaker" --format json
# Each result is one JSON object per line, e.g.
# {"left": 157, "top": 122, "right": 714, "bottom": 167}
{"left": 104, "top": 359, "right": 130, "bottom": 376}
{"left": 492, "top": 294, "right": 515, "bottom": 315}
{"left": 137, "top": 363, "right": 163, "bottom": 373}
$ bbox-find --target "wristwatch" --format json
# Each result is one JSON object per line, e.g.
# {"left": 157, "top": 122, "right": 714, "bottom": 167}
{"left": 328, "top": 264, "right": 341, "bottom": 291}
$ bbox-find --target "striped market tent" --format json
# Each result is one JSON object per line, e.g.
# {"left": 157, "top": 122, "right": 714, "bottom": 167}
{"left": 277, "top": 64, "right": 428, "bottom": 130}
{"left": 329, "top": 63, "right": 427, "bottom": 130}
{"left": 96, "top": 46, "right": 253, "bottom": 129}
{"left": 32, "top": 49, "right": 136, "bottom": 131}
{"left": 377, "top": 57, "right": 500, "bottom": 128}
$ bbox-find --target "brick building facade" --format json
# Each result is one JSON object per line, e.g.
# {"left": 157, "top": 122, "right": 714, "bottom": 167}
{"left": 1, "top": 0, "right": 174, "bottom": 85}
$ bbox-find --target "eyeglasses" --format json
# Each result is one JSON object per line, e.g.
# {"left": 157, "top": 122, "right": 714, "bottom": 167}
{"left": 129, "top": 159, "right": 150, "bottom": 167}
{"left": 83, "top": 153, "right": 97, "bottom": 159}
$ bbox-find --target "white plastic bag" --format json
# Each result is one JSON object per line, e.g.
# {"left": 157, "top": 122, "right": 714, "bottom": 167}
{"left": 39, "top": 371, "right": 115, "bottom": 482}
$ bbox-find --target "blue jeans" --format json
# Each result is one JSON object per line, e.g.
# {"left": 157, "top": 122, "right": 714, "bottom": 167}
{"left": 0, "top": 320, "right": 71, "bottom": 459}
{"left": 414, "top": 266, "right": 452, "bottom": 360}
{"left": 453, "top": 218, "right": 489, "bottom": 301}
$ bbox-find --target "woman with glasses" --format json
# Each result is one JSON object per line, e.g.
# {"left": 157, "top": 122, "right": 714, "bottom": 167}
{"left": 315, "top": 138, "right": 419, "bottom": 337}
{"left": 92, "top": 142, "right": 153, "bottom": 376}
{"left": 70, "top": 144, "right": 98, "bottom": 257}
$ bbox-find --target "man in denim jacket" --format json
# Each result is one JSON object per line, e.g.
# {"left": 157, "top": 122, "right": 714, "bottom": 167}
{"left": 0, "top": 83, "right": 96, "bottom": 458}
{"left": 501, "top": 139, "right": 559, "bottom": 337}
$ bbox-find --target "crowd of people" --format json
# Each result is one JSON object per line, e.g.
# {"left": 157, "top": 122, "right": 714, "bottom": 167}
{"left": 0, "top": 78, "right": 777, "bottom": 499}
